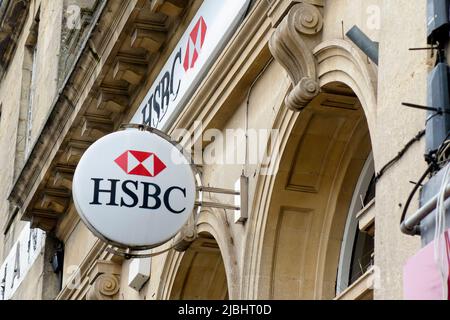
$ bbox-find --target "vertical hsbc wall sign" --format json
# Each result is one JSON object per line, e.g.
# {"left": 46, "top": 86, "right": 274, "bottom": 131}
{"left": 130, "top": 0, "right": 251, "bottom": 130}
{"left": 72, "top": 129, "right": 196, "bottom": 249}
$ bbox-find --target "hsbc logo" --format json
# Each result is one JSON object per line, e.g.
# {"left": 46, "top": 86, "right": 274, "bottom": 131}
{"left": 134, "top": 1, "right": 250, "bottom": 131}
{"left": 90, "top": 148, "right": 185, "bottom": 213}
{"left": 114, "top": 150, "right": 166, "bottom": 177}
{"left": 140, "top": 16, "right": 208, "bottom": 129}
{"left": 183, "top": 17, "right": 207, "bottom": 71}
{"left": 73, "top": 130, "right": 197, "bottom": 249}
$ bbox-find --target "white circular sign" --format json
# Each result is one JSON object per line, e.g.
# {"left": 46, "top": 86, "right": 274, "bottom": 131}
{"left": 72, "top": 129, "right": 196, "bottom": 249}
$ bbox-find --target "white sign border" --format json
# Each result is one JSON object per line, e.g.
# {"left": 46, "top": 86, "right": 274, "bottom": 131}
{"left": 73, "top": 126, "right": 201, "bottom": 251}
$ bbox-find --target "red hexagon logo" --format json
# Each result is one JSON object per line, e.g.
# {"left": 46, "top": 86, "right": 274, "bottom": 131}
{"left": 114, "top": 150, "right": 166, "bottom": 177}
{"left": 183, "top": 16, "right": 207, "bottom": 71}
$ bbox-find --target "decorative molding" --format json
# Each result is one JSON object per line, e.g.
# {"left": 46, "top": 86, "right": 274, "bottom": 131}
{"left": 64, "top": 140, "right": 91, "bottom": 165}
{"left": 86, "top": 274, "right": 120, "bottom": 300}
{"left": 312, "top": 39, "right": 378, "bottom": 131}
{"left": 96, "top": 90, "right": 128, "bottom": 113}
{"left": 131, "top": 25, "right": 167, "bottom": 53}
{"left": 56, "top": 241, "right": 125, "bottom": 300}
{"left": 86, "top": 260, "right": 121, "bottom": 300}
{"left": 80, "top": 115, "right": 114, "bottom": 140}
{"left": 269, "top": 2, "right": 323, "bottom": 111}
{"left": 7, "top": 0, "right": 193, "bottom": 237}
{"left": 87, "top": 274, "right": 120, "bottom": 300}
{"left": 150, "top": 0, "right": 187, "bottom": 17}
{"left": 53, "top": 166, "right": 75, "bottom": 190}
{"left": 113, "top": 56, "right": 147, "bottom": 85}
{"left": 56, "top": 240, "right": 107, "bottom": 300}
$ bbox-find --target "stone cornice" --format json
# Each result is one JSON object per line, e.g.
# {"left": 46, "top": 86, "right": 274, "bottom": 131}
{"left": 7, "top": 0, "right": 132, "bottom": 231}
{"left": 7, "top": 0, "right": 196, "bottom": 233}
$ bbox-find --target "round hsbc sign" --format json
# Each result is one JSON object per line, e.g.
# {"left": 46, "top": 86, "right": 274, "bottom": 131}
{"left": 72, "top": 129, "right": 196, "bottom": 249}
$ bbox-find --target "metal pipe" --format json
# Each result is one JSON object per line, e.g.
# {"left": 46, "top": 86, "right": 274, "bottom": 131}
{"left": 197, "top": 186, "right": 240, "bottom": 195}
{"left": 195, "top": 201, "right": 240, "bottom": 211}
{"left": 401, "top": 183, "right": 450, "bottom": 235}
{"left": 346, "top": 25, "right": 379, "bottom": 65}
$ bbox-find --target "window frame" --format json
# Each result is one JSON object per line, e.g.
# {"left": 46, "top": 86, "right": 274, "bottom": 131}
{"left": 336, "top": 153, "right": 375, "bottom": 295}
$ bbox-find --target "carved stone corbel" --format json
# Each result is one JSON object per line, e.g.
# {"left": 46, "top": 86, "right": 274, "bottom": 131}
{"left": 150, "top": 0, "right": 186, "bottom": 17}
{"left": 86, "top": 274, "right": 120, "bottom": 300}
{"left": 86, "top": 260, "right": 121, "bottom": 300}
{"left": 269, "top": 3, "right": 323, "bottom": 111}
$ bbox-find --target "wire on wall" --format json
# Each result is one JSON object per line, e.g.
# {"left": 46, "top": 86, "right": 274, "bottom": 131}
{"left": 399, "top": 135, "right": 450, "bottom": 230}
{"left": 375, "top": 129, "right": 426, "bottom": 183}
{"left": 399, "top": 164, "right": 433, "bottom": 228}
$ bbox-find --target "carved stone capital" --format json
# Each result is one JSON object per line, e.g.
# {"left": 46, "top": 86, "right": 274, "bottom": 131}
{"left": 86, "top": 260, "right": 121, "bottom": 300}
{"left": 86, "top": 274, "right": 120, "bottom": 300}
{"left": 269, "top": 3, "right": 323, "bottom": 111}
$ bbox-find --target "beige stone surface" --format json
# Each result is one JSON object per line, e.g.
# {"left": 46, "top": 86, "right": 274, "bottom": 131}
{"left": 30, "top": 0, "right": 63, "bottom": 145}
{"left": 61, "top": 221, "right": 98, "bottom": 288}
{"left": 9, "top": 253, "right": 45, "bottom": 300}
{"left": 374, "top": 0, "right": 428, "bottom": 300}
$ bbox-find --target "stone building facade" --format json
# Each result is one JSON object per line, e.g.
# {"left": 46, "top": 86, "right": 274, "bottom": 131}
{"left": 0, "top": 0, "right": 434, "bottom": 300}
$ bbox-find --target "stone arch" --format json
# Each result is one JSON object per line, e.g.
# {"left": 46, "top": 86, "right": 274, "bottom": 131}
{"left": 313, "top": 39, "right": 378, "bottom": 139}
{"left": 157, "top": 208, "right": 239, "bottom": 299}
{"left": 242, "top": 38, "right": 378, "bottom": 299}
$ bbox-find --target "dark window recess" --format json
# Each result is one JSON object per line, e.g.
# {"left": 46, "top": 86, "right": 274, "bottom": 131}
{"left": 50, "top": 241, "right": 64, "bottom": 291}
{"left": 347, "top": 173, "right": 376, "bottom": 286}
{"left": 348, "top": 230, "right": 374, "bottom": 285}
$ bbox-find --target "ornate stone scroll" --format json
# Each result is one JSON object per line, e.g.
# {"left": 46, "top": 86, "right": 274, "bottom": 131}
{"left": 269, "top": 3, "right": 323, "bottom": 111}
{"left": 86, "top": 274, "right": 120, "bottom": 300}
{"left": 86, "top": 260, "right": 121, "bottom": 300}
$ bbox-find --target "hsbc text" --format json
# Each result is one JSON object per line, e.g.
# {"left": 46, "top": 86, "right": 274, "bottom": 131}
{"left": 89, "top": 178, "right": 187, "bottom": 214}
{"left": 140, "top": 48, "right": 182, "bottom": 128}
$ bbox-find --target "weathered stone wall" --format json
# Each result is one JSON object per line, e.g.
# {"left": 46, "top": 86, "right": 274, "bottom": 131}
{"left": 0, "top": 0, "right": 63, "bottom": 299}
{"left": 0, "top": 1, "right": 38, "bottom": 260}
{"left": 375, "top": 0, "right": 428, "bottom": 299}
{"left": 29, "top": 0, "right": 63, "bottom": 145}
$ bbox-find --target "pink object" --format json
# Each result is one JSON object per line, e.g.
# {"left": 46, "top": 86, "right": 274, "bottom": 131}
{"left": 403, "top": 229, "right": 450, "bottom": 300}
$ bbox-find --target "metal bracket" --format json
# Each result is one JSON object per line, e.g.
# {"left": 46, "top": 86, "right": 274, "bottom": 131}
{"left": 195, "top": 174, "right": 249, "bottom": 223}
{"left": 402, "top": 102, "right": 450, "bottom": 114}
{"left": 106, "top": 245, "right": 174, "bottom": 259}
{"left": 103, "top": 125, "right": 250, "bottom": 260}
